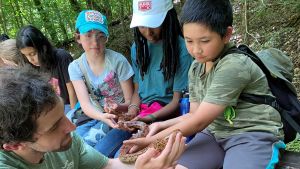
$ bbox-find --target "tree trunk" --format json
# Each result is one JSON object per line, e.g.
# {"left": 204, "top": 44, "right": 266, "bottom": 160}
{"left": 52, "top": 1, "right": 69, "bottom": 42}
{"left": 14, "top": 0, "right": 24, "bottom": 26}
{"left": 68, "top": 0, "right": 81, "bottom": 13}
{"left": 32, "top": 0, "right": 58, "bottom": 43}
{"left": 242, "top": 0, "right": 249, "bottom": 44}
{"left": 23, "top": 0, "right": 34, "bottom": 23}
{"left": 86, "top": 0, "right": 93, "bottom": 9}
{"left": 9, "top": 0, "right": 21, "bottom": 28}
{"left": 102, "top": 0, "right": 112, "bottom": 19}
{"left": 86, "top": 0, "right": 101, "bottom": 10}
{"left": 124, "top": 0, "right": 132, "bottom": 16}
{"left": 0, "top": 0, "right": 8, "bottom": 33}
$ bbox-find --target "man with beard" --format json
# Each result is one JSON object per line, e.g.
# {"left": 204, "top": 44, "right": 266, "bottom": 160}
{"left": 0, "top": 67, "right": 185, "bottom": 169}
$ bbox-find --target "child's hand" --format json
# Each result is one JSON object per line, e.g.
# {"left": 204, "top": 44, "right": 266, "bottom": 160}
{"left": 135, "top": 131, "right": 186, "bottom": 169}
{"left": 123, "top": 111, "right": 137, "bottom": 121}
{"left": 123, "top": 137, "right": 152, "bottom": 153}
{"left": 147, "top": 122, "right": 162, "bottom": 137}
{"left": 131, "top": 115, "right": 152, "bottom": 123}
{"left": 101, "top": 113, "right": 119, "bottom": 128}
{"left": 104, "top": 98, "right": 119, "bottom": 113}
{"left": 130, "top": 115, "right": 140, "bottom": 122}
{"left": 128, "top": 106, "right": 139, "bottom": 116}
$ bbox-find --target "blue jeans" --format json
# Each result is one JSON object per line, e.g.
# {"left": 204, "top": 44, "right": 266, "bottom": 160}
{"left": 114, "top": 147, "right": 121, "bottom": 158}
{"left": 76, "top": 120, "right": 131, "bottom": 158}
{"left": 76, "top": 119, "right": 110, "bottom": 145}
{"left": 64, "top": 104, "right": 71, "bottom": 114}
{"left": 94, "top": 129, "right": 131, "bottom": 158}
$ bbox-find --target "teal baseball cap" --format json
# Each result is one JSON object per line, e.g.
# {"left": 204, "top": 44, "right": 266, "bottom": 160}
{"left": 75, "top": 10, "right": 109, "bottom": 37}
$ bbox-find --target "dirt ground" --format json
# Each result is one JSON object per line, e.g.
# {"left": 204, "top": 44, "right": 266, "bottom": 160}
{"left": 231, "top": 0, "right": 300, "bottom": 97}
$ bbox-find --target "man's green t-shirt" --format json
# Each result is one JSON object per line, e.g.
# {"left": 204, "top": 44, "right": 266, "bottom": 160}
{"left": 0, "top": 133, "right": 108, "bottom": 169}
{"left": 188, "top": 43, "right": 284, "bottom": 139}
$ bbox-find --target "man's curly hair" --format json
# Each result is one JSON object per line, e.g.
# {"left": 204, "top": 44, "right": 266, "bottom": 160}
{"left": 0, "top": 66, "right": 58, "bottom": 147}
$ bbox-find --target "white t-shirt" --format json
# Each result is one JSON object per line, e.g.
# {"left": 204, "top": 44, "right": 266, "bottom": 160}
{"left": 68, "top": 49, "right": 134, "bottom": 106}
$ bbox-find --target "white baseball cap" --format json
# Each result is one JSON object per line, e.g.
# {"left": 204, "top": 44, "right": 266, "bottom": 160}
{"left": 130, "top": 0, "right": 173, "bottom": 28}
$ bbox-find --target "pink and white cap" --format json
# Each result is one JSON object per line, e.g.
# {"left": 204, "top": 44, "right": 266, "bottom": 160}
{"left": 130, "top": 0, "right": 173, "bottom": 28}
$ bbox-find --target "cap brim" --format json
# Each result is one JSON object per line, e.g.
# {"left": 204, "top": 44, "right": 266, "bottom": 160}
{"left": 130, "top": 12, "right": 167, "bottom": 28}
{"left": 79, "top": 23, "right": 109, "bottom": 37}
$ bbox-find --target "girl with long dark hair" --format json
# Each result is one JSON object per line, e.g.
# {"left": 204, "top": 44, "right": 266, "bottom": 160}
{"left": 16, "top": 25, "right": 77, "bottom": 112}
{"left": 128, "top": 0, "right": 193, "bottom": 123}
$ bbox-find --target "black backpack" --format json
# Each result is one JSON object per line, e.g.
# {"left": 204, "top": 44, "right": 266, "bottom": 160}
{"left": 222, "top": 44, "right": 300, "bottom": 143}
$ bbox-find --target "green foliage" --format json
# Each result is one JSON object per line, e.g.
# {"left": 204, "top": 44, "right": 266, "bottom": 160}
{"left": 0, "top": 0, "right": 132, "bottom": 46}
{"left": 286, "top": 137, "right": 300, "bottom": 152}
{"left": 0, "top": 0, "right": 299, "bottom": 152}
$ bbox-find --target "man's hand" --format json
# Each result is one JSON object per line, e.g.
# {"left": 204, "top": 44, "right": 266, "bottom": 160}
{"left": 135, "top": 131, "right": 186, "bottom": 169}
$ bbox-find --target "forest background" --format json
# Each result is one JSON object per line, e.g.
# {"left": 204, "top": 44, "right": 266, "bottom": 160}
{"left": 0, "top": 0, "right": 299, "bottom": 151}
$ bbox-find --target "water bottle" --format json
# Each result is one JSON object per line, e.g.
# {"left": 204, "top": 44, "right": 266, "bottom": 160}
{"left": 179, "top": 92, "right": 190, "bottom": 115}
{"left": 179, "top": 92, "right": 194, "bottom": 142}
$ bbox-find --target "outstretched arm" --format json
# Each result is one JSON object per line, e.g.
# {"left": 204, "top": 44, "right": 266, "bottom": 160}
{"left": 127, "top": 82, "right": 141, "bottom": 117}
{"left": 104, "top": 78, "right": 134, "bottom": 113}
{"left": 136, "top": 91, "right": 182, "bottom": 123}
{"left": 66, "top": 82, "right": 77, "bottom": 109}
{"left": 146, "top": 101, "right": 200, "bottom": 137}
{"left": 72, "top": 80, "right": 117, "bottom": 128}
{"left": 124, "top": 102, "right": 226, "bottom": 148}
{"left": 150, "top": 102, "right": 226, "bottom": 142}
{"left": 116, "top": 78, "right": 134, "bottom": 112}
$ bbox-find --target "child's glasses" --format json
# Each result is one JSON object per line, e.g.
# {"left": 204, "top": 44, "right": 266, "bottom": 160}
{"left": 82, "top": 31, "right": 108, "bottom": 43}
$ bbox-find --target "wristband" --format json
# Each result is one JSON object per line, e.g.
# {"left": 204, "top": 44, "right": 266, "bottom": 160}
{"left": 128, "top": 104, "right": 140, "bottom": 111}
{"left": 147, "top": 114, "right": 157, "bottom": 122}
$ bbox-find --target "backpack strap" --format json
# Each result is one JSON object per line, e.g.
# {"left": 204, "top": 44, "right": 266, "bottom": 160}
{"left": 221, "top": 45, "right": 300, "bottom": 135}
{"left": 78, "top": 57, "right": 103, "bottom": 111}
{"left": 221, "top": 45, "right": 266, "bottom": 74}
{"left": 282, "top": 109, "right": 300, "bottom": 134}
{"left": 222, "top": 46, "right": 277, "bottom": 103}
{"left": 220, "top": 45, "right": 279, "bottom": 108}
{"left": 239, "top": 93, "right": 281, "bottom": 111}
